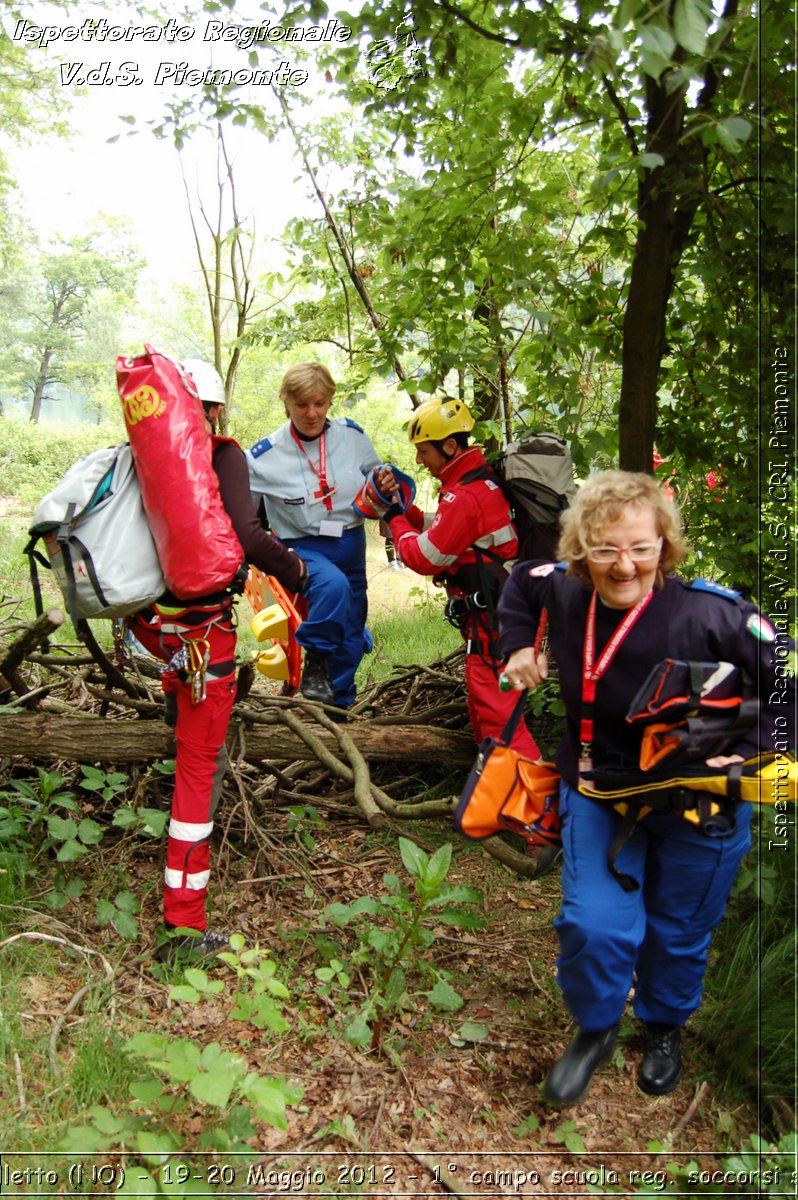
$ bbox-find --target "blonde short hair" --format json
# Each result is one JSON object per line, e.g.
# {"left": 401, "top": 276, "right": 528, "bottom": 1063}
{"left": 558, "top": 469, "right": 686, "bottom": 586}
{"left": 279, "top": 363, "right": 336, "bottom": 412}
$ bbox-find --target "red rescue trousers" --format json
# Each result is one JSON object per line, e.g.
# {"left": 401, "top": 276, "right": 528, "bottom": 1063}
{"left": 464, "top": 619, "right": 540, "bottom": 759}
{"left": 129, "top": 605, "right": 237, "bottom": 931}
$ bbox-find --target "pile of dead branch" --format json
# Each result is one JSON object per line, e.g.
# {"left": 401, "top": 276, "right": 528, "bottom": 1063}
{"left": 0, "top": 598, "right": 554, "bottom": 879}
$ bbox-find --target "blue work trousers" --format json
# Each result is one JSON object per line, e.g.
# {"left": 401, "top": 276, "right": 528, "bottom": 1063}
{"left": 554, "top": 783, "right": 752, "bottom": 1031}
{"left": 286, "top": 526, "right": 368, "bottom": 708}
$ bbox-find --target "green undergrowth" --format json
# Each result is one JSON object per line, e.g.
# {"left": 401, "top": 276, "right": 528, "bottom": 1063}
{"left": 0, "top": 828, "right": 486, "bottom": 1179}
{"left": 698, "top": 806, "right": 797, "bottom": 1125}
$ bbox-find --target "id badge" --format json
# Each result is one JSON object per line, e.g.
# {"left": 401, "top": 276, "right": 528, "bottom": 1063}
{"left": 319, "top": 520, "right": 344, "bottom": 538}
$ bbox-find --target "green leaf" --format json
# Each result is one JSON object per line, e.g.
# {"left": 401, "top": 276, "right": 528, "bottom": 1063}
{"left": 168, "top": 985, "right": 202, "bottom": 1004}
{"left": 673, "top": 0, "right": 708, "bottom": 55}
{"left": 716, "top": 117, "right": 752, "bottom": 154}
{"left": 344, "top": 1011, "right": 372, "bottom": 1047}
{"left": 112, "top": 807, "right": 137, "bottom": 828}
{"left": 427, "top": 884, "right": 481, "bottom": 906}
{"left": 639, "top": 152, "right": 665, "bottom": 170}
{"left": 324, "top": 896, "right": 378, "bottom": 925}
{"left": 56, "top": 839, "right": 87, "bottom": 862}
{"left": 183, "top": 967, "right": 212, "bottom": 990}
{"left": 425, "top": 979, "right": 464, "bottom": 1012}
{"left": 77, "top": 817, "right": 104, "bottom": 845}
{"left": 64, "top": 877, "right": 85, "bottom": 900}
{"left": 96, "top": 898, "right": 116, "bottom": 926}
{"left": 243, "top": 1076, "right": 296, "bottom": 1127}
{"left": 399, "top": 837, "right": 427, "bottom": 878}
{"left": 639, "top": 24, "right": 675, "bottom": 77}
{"left": 87, "top": 1104, "right": 124, "bottom": 1134}
{"left": 115, "top": 890, "right": 139, "bottom": 913}
{"left": 134, "top": 1128, "right": 181, "bottom": 1160}
{"left": 454, "top": 1020, "right": 490, "bottom": 1043}
{"left": 190, "top": 1069, "right": 237, "bottom": 1108}
{"left": 128, "top": 1079, "right": 164, "bottom": 1104}
{"left": 138, "top": 809, "right": 169, "bottom": 837}
{"left": 79, "top": 765, "right": 106, "bottom": 790}
{"left": 112, "top": 910, "right": 139, "bottom": 940}
{"left": 514, "top": 1112, "right": 540, "bottom": 1136}
{"left": 564, "top": 1128, "right": 586, "bottom": 1153}
{"left": 47, "top": 814, "right": 77, "bottom": 840}
{"left": 58, "top": 1125, "right": 112, "bottom": 1152}
{"left": 117, "top": 1172, "right": 158, "bottom": 1195}
{"left": 424, "top": 842, "right": 452, "bottom": 886}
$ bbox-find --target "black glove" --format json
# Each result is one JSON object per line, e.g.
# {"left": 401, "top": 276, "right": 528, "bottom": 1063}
{"left": 382, "top": 504, "right": 403, "bottom": 523}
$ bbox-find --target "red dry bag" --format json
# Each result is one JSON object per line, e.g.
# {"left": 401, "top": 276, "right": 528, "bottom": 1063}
{"left": 116, "top": 344, "right": 244, "bottom": 600}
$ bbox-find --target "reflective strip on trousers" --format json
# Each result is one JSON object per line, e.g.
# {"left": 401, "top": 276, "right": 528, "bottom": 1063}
{"left": 164, "top": 868, "right": 211, "bottom": 891}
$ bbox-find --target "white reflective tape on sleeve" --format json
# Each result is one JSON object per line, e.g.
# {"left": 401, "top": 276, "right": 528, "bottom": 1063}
{"left": 168, "top": 819, "right": 214, "bottom": 842}
{"left": 164, "top": 868, "right": 211, "bottom": 891}
{"left": 414, "top": 532, "right": 459, "bottom": 568}
{"left": 475, "top": 522, "right": 516, "bottom": 549}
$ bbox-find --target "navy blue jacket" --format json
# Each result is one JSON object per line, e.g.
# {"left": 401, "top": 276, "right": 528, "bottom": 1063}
{"left": 498, "top": 563, "right": 794, "bottom": 787}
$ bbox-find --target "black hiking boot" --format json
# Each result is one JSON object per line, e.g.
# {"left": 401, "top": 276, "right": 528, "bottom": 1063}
{"left": 638, "top": 1023, "right": 682, "bottom": 1095}
{"left": 543, "top": 1025, "right": 619, "bottom": 1106}
{"left": 300, "top": 650, "right": 334, "bottom": 706}
{"left": 156, "top": 926, "right": 230, "bottom": 964}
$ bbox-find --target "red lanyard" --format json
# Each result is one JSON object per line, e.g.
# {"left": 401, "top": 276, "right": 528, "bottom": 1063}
{"left": 291, "top": 426, "right": 334, "bottom": 512}
{"left": 579, "top": 588, "right": 653, "bottom": 778}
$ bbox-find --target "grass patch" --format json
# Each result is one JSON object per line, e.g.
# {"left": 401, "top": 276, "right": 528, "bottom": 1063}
{"left": 360, "top": 599, "right": 460, "bottom": 689}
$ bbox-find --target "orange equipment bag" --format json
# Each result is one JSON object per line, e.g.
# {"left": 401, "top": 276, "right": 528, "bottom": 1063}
{"left": 454, "top": 691, "right": 561, "bottom": 848}
{"left": 115, "top": 344, "right": 244, "bottom": 600}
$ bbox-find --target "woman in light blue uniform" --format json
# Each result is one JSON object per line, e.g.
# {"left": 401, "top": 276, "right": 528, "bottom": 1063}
{"left": 246, "top": 363, "right": 381, "bottom": 711}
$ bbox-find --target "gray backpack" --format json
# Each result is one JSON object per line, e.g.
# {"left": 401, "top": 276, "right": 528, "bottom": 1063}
{"left": 26, "top": 443, "right": 165, "bottom": 627}
{"left": 497, "top": 432, "right": 577, "bottom": 560}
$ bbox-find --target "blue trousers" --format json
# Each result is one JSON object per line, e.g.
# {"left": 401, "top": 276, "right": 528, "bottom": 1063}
{"left": 286, "top": 526, "right": 368, "bottom": 708}
{"left": 555, "top": 783, "right": 751, "bottom": 1031}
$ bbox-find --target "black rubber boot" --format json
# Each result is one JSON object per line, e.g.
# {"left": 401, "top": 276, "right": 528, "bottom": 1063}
{"left": 300, "top": 650, "right": 334, "bottom": 706}
{"left": 638, "top": 1023, "right": 682, "bottom": 1095}
{"left": 543, "top": 1025, "right": 619, "bottom": 1105}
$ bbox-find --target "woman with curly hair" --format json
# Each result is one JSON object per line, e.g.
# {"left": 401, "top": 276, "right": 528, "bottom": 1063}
{"left": 499, "top": 470, "right": 793, "bottom": 1105}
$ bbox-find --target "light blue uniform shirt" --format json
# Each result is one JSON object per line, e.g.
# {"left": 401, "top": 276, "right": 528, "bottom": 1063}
{"left": 246, "top": 418, "right": 381, "bottom": 540}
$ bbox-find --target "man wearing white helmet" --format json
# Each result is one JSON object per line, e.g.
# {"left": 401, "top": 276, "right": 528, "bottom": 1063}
{"left": 129, "top": 358, "right": 307, "bottom": 961}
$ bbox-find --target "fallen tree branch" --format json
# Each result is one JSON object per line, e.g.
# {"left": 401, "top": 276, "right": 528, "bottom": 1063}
{"left": 297, "top": 703, "right": 389, "bottom": 829}
{"left": 0, "top": 711, "right": 475, "bottom": 767}
{"left": 48, "top": 984, "right": 90, "bottom": 1074}
{"left": 0, "top": 995, "right": 26, "bottom": 1112}
{"left": 480, "top": 836, "right": 561, "bottom": 881}
{"left": 0, "top": 607, "right": 64, "bottom": 682}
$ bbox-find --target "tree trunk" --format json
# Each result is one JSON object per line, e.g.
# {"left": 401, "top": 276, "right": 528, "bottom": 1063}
{"left": 30, "top": 347, "right": 55, "bottom": 424}
{"left": 0, "top": 711, "right": 475, "bottom": 767}
{"left": 618, "top": 76, "right": 689, "bottom": 473}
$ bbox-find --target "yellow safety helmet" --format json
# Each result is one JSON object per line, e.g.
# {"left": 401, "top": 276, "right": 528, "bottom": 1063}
{"left": 407, "top": 396, "right": 475, "bottom": 445}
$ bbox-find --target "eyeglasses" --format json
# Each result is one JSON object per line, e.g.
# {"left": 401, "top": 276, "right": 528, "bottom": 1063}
{"left": 586, "top": 539, "right": 663, "bottom": 564}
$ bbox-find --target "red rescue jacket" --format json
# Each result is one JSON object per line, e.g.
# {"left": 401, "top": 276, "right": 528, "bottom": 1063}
{"left": 389, "top": 447, "right": 518, "bottom": 591}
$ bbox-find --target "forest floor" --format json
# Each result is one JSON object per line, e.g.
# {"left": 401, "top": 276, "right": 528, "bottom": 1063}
{"left": 3, "top": 765, "right": 759, "bottom": 1199}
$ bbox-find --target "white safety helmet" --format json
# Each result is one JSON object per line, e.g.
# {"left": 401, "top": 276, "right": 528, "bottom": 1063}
{"left": 182, "top": 358, "right": 226, "bottom": 406}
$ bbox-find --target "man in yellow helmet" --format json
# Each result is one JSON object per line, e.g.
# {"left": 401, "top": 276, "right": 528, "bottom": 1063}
{"left": 381, "top": 396, "right": 540, "bottom": 758}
